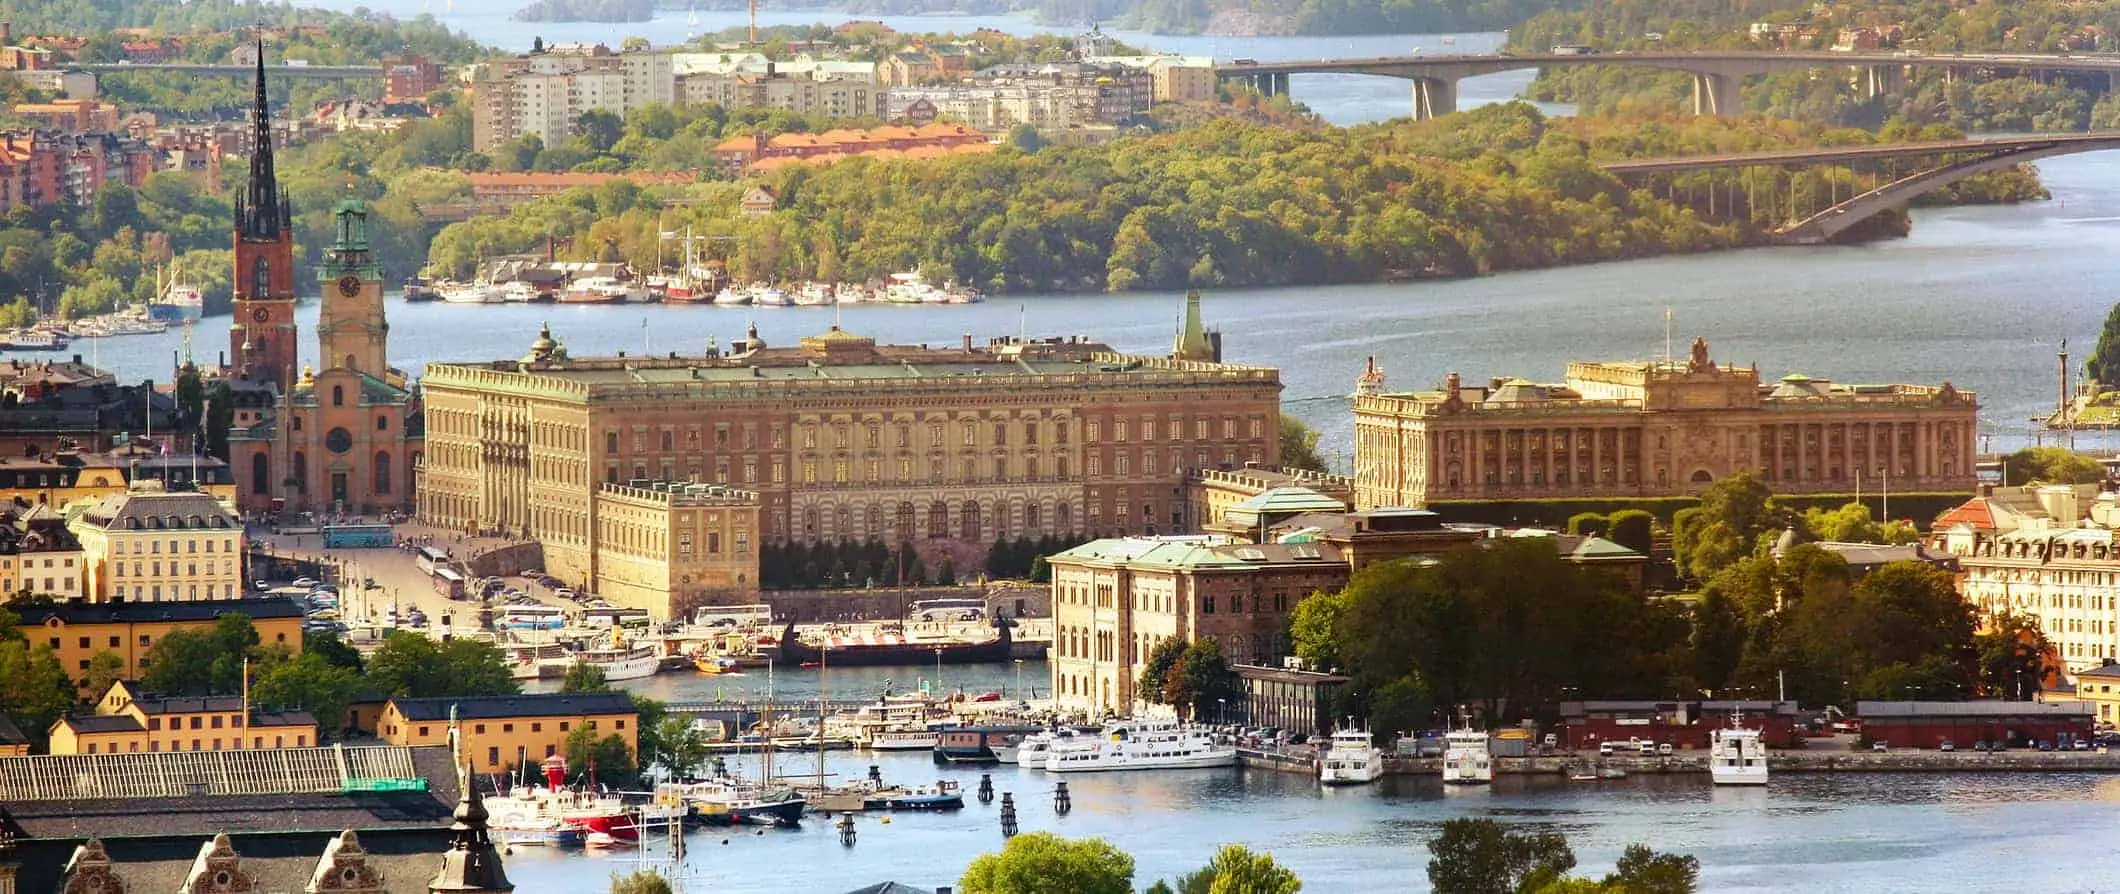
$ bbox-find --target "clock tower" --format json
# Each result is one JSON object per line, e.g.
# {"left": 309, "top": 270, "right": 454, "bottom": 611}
{"left": 316, "top": 196, "right": 389, "bottom": 376}
{"left": 230, "top": 37, "right": 298, "bottom": 392}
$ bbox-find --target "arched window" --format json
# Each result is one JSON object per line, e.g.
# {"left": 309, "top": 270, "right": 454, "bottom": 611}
{"left": 1057, "top": 501, "right": 1071, "bottom": 532}
{"left": 251, "top": 257, "right": 270, "bottom": 299}
{"left": 961, "top": 501, "right": 981, "bottom": 540}
{"left": 291, "top": 451, "right": 307, "bottom": 492}
{"left": 250, "top": 453, "right": 269, "bottom": 496}
{"left": 926, "top": 501, "right": 948, "bottom": 539}
{"left": 895, "top": 502, "right": 915, "bottom": 542}
{"left": 1026, "top": 503, "right": 1041, "bottom": 532}
{"left": 803, "top": 507, "right": 819, "bottom": 535}
{"left": 374, "top": 450, "right": 391, "bottom": 494}
{"left": 332, "top": 385, "right": 344, "bottom": 407}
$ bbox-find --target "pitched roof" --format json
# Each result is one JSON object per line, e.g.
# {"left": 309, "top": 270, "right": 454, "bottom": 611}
{"left": 73, "top": 487, "right": 239, "bottom": 532}
{"left": 388, "top": 691, "right": 636, "bottom": 722}
{"left": 0, "top": 713, "right": 24, "bottom": 746}
{"left": 14, "top": 597, "right": 306, "bottom": 626}
{"left": 59, "top": 714, "right": 145, "bottom": 734}
{"left": 1856, "top": 700, "right": 2092, "bottom": 718}
{"left": 2077, "top": 663, "right": 2120, "bottom": 680}
{"left": 841, "top": 885, "right": 936, "bottom": 894}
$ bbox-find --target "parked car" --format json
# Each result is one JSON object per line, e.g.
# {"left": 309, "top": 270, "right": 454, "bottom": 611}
{"left": 1872, "top": 741, "right": 1889, "bottom": 752}
{"left": 292, "top": 577, "right": 317, "bottom": 588}
{"left": 1938, "top": 739, "right": 1956, "bottom": 752}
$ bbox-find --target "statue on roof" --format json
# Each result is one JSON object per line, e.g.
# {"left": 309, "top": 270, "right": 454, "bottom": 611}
{"left": 1688, "top": 336, "right": 1711, "bottom": 372}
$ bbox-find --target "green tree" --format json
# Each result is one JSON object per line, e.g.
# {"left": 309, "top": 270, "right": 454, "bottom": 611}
{"left": 1426, "top": 818, "right": 1576, "bottom": 894}
{"left": 1288, "top": 590, "right": 1345, "bottom": 671}
{"left": 562, "top": 724, "right": 638, "bottom": 786}
{"left": 203, "top": 380, "right": 236, "bottom": 460}
{"left": 959, "top": 832, "right": 1136, "bottom": 894}
{"left": 609, "top": 870, "right": 675, "bottom": 894}
{"left": 1975, "top": 610, "right": 2054, "bottom": 700}
{"left": 1008, "top": 123, "right": 1049, "bottom": 153}
{"left": 80, "top": 649, "right": 127, "bottom": 700}
{"left": 1604, "top": 509, "right": 1655, "bottom": 555}
{"left": 561, "top": 660, "right": 612, "bottom": 692}
{"left": 141, "top": 615, "right": 265, "bottom": 696}
{"left": 1171, "top": 638, "right": 1241, "bottom": 721}
{"left": 1565, "top": 512, "right": 1608, "bottom": 537}
{"left": 1672, "top": 471, "right": 1781, "bottom": 581}
{"left": 0, "top": 640, "right": 75, "bottom": 746}
{"left": 1163, "top": 844, "right": 1302, "bottom": 894}
{"left": 1279, "top": 413, "right": 1328, "bottom": 473}
{"left": 1137, "top": 636, "right": 1188, "bottom": 708}
{"left": 2001, "top": 446, "right": 2104, "bottom": 486}
{"left": 304, "top": 630, "right": 364, "bottom": 671}
{"left": 2087, "top": 302, "right": 2120, "bottom": 388}
{"left": 368, "top": 631, "right": 519, "bottom": 698}
{"left": 252, "top": 652, "right": 364, "bottom": 740}
{"left": 1602, "top": 843, "right": 1700, "bottom": 894}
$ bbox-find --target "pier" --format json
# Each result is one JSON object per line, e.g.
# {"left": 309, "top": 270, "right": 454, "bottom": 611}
{"left": 1240, "top": 747, "right": 2120, "bottom": 775}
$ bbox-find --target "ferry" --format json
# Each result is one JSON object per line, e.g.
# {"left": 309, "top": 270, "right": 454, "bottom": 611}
{"left": 401, "top": 275, "right": 436, "bottom": 302}
{"left": 1441, "top": 713, "right": 1493, "bottom": 785}
{"left": 1319, "top": 725, "right": 1384, "bottom": 785}
{"left": 1044, "top": 718, "right": 1237, "bottom": 773}
{"left": 2, "top": 329, "right": 70, "bottom": 351}
{"left": 1710, "top": 710, "right": 1769, "bottom": 786}
{"left": 573, "top": 629, "right": 659, "bottom": 681}
{"left": 868, "top": 726, "right": 942, "bottom": 751}
{"left": 933, "top": 724, "right": 1044, "bottom": 765}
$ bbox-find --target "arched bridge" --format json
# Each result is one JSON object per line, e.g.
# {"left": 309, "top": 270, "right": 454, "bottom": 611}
{"left": 1596, "top": 133, "right": 2120, "bottom": 243}
{"left": 1216, "top": 50, "right": 2120, "bottom": 120}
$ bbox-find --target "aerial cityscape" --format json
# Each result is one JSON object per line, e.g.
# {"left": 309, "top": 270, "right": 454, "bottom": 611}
{"left": 0, "top": 0, "right": 2117, "bottom": 891}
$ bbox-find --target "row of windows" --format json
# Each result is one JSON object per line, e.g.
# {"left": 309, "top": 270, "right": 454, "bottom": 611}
{"left": 119, "top": 537, "right": 235, "bottom": 555}
{"left": 115, "top": 560, "right": 235, "bottom": 578}
{"left": 393, "top": 717, "right": 623, "bottom": 737}
{"left": 1087, "top": 415, "right": 1264, "bottom": 443}
{"left": 109, "top": 583, "right": 241, "bottom": 601}
{"left": 57, "top": 628, "right": 288, "bottom": 656}
{"left": 80, "top": 734, "right": 308, "bottom": 754}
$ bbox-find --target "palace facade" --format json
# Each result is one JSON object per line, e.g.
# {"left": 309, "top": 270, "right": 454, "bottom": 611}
{"left": 416, "top": 296, "right": 1278, "bottom": 610}
{"left": 1351, "top": 337, "right": 1979, "bottom": 508}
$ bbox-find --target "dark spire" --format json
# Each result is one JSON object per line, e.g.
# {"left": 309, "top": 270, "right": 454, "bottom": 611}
{"left": 238, "top": 36, "right": 283, "bottom": 241}
{"left": 428, "top": 763, "right": 514, "bottom": 893}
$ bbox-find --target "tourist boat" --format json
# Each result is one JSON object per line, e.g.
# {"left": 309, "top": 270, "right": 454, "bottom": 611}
{"left": 1045, "top": 717, "right": 1237, "bottom": 773}
{"left": 151, "top": 273, "right": 205, "bottom": 322}
{"left": 1710, "top": 710, "right": 1769, "bottom": 786}
{"left": 560, "top": 276, "right": 641, "bottom": 304}
{"left": 712, "top": 286, "right": 750, "bottom": 306}
{"left": 862, "top": 780, "right": 963, "bottom": 811}
{"left": 868, "top": 726, "right": 942, "bottom": 751}
{"left": 440, "top": 281, "right": 502, "bottom": 303}
{"left": 3, "top": 329, "right": 69, "bottom": 351}
{"left": 401, "top": 275, "right": 436, "bottom": 302}
{"left": 933, "top": 724, "right": 1045, "bottom": 765}
{"left": 1319, "top": 725, "right": 1384, "bottom": 786}
{"left": 572, "top": 629, "right": 660, "bottom": 682}
{"left": 776, "top": 621, "right": 1014, "bottom": 668}
{"left": 1441, "top": 713, "right": 1493, "bottom": 785}
{"left": 793, "top": 282, "right": 832, "bottom": 306}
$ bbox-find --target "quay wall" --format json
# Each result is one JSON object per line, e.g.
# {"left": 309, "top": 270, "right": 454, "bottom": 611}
{"left": 1240, "top": 749, "right": 2120, "bottom": 776}
{"left": 761, "top": 583, "right": 1050, "bottom": 623}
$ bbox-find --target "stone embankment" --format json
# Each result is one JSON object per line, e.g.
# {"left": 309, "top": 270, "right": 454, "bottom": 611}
{"left": 1240, "top": 748, "right": 2120, "bottom": 776}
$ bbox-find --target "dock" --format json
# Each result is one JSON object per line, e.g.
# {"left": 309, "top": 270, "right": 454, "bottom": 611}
{"left": 1239, "top": 748, "right": 2120, "bottom": 776}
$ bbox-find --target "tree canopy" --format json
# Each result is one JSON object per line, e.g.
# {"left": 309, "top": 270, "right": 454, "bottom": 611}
{"left": 959, "top": 833, "right": 1136, "bottom": 894}
{"left": 2000, "top": 446, "right": 2104, "bottom": 487}
{"left": 1427, "top": 818, "right": 1698, "bottom": 894}
{"left": 365, "top": 631, "right": 519, "bottom": 699}
{"left": 1162, "top": 844, "right": 1304, "bottom": 894}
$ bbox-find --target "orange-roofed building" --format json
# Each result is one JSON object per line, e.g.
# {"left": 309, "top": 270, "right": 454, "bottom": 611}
{"left": 719, "top": 124, "right": 995, "bottom": 176}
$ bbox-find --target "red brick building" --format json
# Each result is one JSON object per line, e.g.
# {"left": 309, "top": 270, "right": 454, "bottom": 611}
{"left": 1560, "top": 700, "right": 1802, "bottom": 751}
{"left": 381, "top": 53, "right": 443, "bottom": 103}
{"left": 1857, "top": 700, "right": 2094, "bottom": 749}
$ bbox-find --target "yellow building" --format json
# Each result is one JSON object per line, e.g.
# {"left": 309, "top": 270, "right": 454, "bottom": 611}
{"left": 12, "top": 597, "right": 306, "bottom": 694}
{"left": 2060, "top": 663, "right": 2120, "bottom": 727}
{"left": 68, "top": 480, "right": 246, "bottom": 602}
{"left": 1351, "top": 337, "right": 1979, "bottom": 508}
{"left": 47, "top": 680, "right": 318, "bottom": 755}
{"left": 591, "top": 481, "right": 761, "bottom": 617}
{"left": 0, "top": 511, "right": 87, "bottom": 598}
{"left": 379, "top": 692, "right": 638, "bottom": 774}
{"left": 417, "top": 294, "right": 1280, "bottom": 611}
{"left": 0, "top": 450, "right": 237, "bottom": 513}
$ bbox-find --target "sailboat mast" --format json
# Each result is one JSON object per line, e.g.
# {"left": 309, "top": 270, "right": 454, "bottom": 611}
{"left": 817, "top": 641, "right": 828, "bottom": 787}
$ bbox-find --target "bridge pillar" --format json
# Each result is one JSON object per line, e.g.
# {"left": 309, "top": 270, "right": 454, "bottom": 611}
{"left": 1411, "top": 76, "right": 1458, "bottom": 121}
{"left": 1864, "top": 65, "right": 1904, "bottom": 99}
{"left": 1691, "top": 72, "right": 1741, "bottom": 116}
{"left": 1270, "top": 72, "right": 1289, "bottom": 97}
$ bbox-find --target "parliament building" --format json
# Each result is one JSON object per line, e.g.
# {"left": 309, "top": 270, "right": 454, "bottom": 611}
{"left": 1351, "top": 337, "right": 1979, "bottom": 508}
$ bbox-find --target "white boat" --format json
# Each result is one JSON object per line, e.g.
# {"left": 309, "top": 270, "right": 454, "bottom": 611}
{"left": 883, "top": 272, "right": 939, "bottom": 304}
{"left": 1441, "top": 712, "right": 1492, "bottom": 785}
{"left": 1319, "top": 725, "right": 1384, "bottom": 786}
{"left": 794, "top": 282, "right": 832, "bottom": 306}
{"left": 750, "top": 284, "right": 791, "bottom": 307}
{"left": 868, "top": 727, "right": 941, "bottom": 751}
{"left": 1710, "top": 710, "right": 1769, "bottom": 786}
{"left": 835, "top": 283, "right": 871, "bottom": 304}
{"left": 1013, "top": 728, "right": 1084, "bottom": 767}
{"left": 441, "top": 282, "right": 502, "bottom": 303}
{"left": 498, "top": 281, "right": 539, "bottom": 303}
{"left": 943, "top": 282, "right": 984, "bottom": 304}
{"left": 567, "top": 629, "right": 659, "bottom": 682}
{"left": 1045, "top": 717, "right": 1236, "bottom": 773}
{"left": 713, "top": 287, "right": 750, "bottom": 306}
{"left": 151, "top": 271, "right": 204, "bottom": 322}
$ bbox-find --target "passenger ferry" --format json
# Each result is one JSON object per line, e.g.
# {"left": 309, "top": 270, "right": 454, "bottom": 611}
{"left": 573, "top": 628, "right": 660, "bottom": 682}
{"left": 1441, "top": 713, "right": 1492, "bottom": 785}
{"left": 1044, "top": 718, "right": 1237, "bottom": 773}
{"left": 1319, "top": 725, "right": 1384, "bottom": 785}
{"left": 1710, "top": 710, "right": 1769, "bottom": 786}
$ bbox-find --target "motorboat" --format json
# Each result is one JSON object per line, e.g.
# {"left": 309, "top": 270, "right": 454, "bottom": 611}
{"left": 498, "top": 281, "right": 539, "bottom": 303}
{"left": 560, "top": 276, "right": 640, "bottom": 304}
{"left": 1710, "top": 709, "right": 1770, "bottom": 786}
{"left": 835, "top": 283, "right": 871, "bottom": 304}
{"left": 862, "top": 780, "right": 963, "bottom": 811}
{"left": 401, "top": 275, "right": 436, "bottom": 302}
{"left": 712, "top": 287, "right": 750, "bottom": 306}
{"left": 694, "top": 654, "right": 739, "bottom": 674}
{"left": 793, "top": 282, "right": 833, "bottom": 306}
{"left": 1319, "top": 725, "right": 1384, "bottom": 785}
{"left": 749, "top": 284, "right": 792, "bottom": 307}
{"left": 1044, "top": 717, "right": 1237, "bottom": 773}
{"left": 1441, "top": 712, "right": 1492, "bottom": 785}
{"left": 440, "top": 282, "right": 502, "bottom": 303}
{"left": 1013, "top": 728, "right": 1083, "bottom": 767}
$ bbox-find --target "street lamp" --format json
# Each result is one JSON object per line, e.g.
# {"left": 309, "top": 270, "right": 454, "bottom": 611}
{"left": 1217, "top": 698, "right": 1227, "bottom": 727}
{"left": 1014, "top": 659, "right": 1024, "bottom": 703}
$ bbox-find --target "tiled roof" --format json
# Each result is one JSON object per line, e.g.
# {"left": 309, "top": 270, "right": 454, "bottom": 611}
{"left": 388, "top": 691, "right": 636, "bottom": 722}
{"left": 59, "top": 715, "right": 144, "bottom": 734}
{"left": 74, "top": 487, "right": 238, "bottom": 532}
{"left": 1857, "top": 700, "right": 2092, "bottom": 718}
{"left": 0, "top": 714, "right": 24, "bottom": 745}
{"left": 15, "top": 597, "right": 305, "bottom": 626}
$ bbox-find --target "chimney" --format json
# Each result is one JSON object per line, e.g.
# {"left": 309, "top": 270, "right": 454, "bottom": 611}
{"left": 962, "top": 332, "right": 973, "bottom": 352}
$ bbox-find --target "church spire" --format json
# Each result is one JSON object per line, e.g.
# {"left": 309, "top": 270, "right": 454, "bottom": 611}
{"left": 238, "top": 35, "right": 284, "bottom": 241}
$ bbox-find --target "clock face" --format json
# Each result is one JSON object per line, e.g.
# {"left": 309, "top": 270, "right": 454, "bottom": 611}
{"left": 251, "top": 307, "right": 270, "bottom": 323}
{"left": 337, "top": 275, "right": 363, "bottom": 298}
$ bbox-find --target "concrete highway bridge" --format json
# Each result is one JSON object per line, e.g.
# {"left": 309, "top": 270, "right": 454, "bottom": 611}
{"left": 80, "top": 62, "right": 382, "bottom": 80}
{"left": 1216, "top": 50, "right": 2120, "bottom": 120}
{"left": 1594, "top": 133, "right": 2120, "bottom": 243}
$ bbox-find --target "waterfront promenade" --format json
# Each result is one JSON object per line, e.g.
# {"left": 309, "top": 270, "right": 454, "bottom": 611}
{"left": 1242, "top": 747, "right": 2120, "bottom": 776}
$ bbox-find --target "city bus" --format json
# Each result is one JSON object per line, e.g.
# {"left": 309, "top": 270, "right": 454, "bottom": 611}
{"left": 908, "top": 598, "right": 987, "bottom": 623}
{"left": 582, "top": 607, "right": 653, "bottom": 631}
{"left": 414, "top": 546, "right": 451, "bottom": 575}
{"left": 321, "top": 524, "right": 395, "bottom": 549}
{"left": 432, "top": 567, "right": 466, "bottom": 601}
{"left": 691, "top": 604, "right": 773, "bottom": 629}
{"left": 500, "top": 605, "right": 566, "bottom": 631}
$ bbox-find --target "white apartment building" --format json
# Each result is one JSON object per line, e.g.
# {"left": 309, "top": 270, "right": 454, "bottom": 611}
{"left": 1937, "top": 485, "right": 2120, "bottom": 673}
{"left": 470, "top": 46, "right": 676, "bottom": 151}
{"left": 678, "top": 72, "right": 887, "bottom": 120}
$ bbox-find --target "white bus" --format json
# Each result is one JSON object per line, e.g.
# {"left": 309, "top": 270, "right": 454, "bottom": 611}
{"left": 415, "top": 546, "right": 451, "bottom": 575}
{"left": 692, "top": 603, "right": 773, "bottom": 629}
{"left": 500, "top": 605, "right": 566, "bottom": 631}
{"left": 582, "top": 607, "right": 652, "bottom": 631}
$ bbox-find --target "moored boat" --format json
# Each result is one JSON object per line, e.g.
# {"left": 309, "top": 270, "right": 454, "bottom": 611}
{"left": 441, "top": 282, "right": 503, "bottom": 304}
{"left": 1319, "top": 725, "right": 1383, "bottom": 786}
{"left": 1710, "top": 709, "right": 1769, "bottom": 786}
{"left": 1045, "top": 717, "right": 1237, "bottom": 773}
{"left": 1441, "top": 711, "right": 1492, "bottom": 786}
{"left": 793, "top": 282, "right": 832, "bottom": 306}
{"left": 152, "top": 275, "right": 205, "bottom": 322}
{"left": 777, "top": 621, "right": 1013, "bottom": 668}
{"left": 712, "top": 287, "right": 750, "bottom": 306}
{"left": 402, "top": 275, "right": 436, "bottom": 302}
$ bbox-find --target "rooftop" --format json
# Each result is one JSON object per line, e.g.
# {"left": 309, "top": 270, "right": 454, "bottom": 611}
{"left": 72, "top": 483, "right": 240, "bottom": 532}
{"left": 1050, "top": 536, "right": 1343, "bottom": 572}
{"left": 1856, "top": 700, "right": 2093, "bottom": 718}
{"left": 13, "top": 597, "right": 306, "bottom": 627}
{"left": 387, "top": 691, "right": 637, "bottom": 722}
